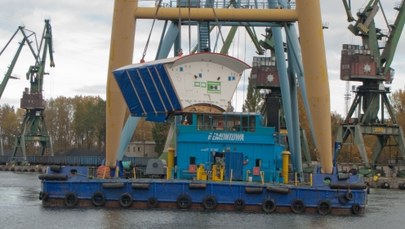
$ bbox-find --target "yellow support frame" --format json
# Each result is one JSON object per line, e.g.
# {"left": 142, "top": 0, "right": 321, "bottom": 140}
{"left": 106, "top": 0, "right": 333, "bottom": 174}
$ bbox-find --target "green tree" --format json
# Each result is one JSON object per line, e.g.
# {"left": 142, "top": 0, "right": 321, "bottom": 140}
{"left": 242, "top": 77, "right": 262, "bottom": 112}
{"left": 331, "top": 111, "right": 343, "bottom": 141}
{"left": 392, "top": 89, "right": 405, "bottom": 127}
{"left": 45, "top": 96, "right": 75, "bottom": 153}
{"left": 0, "top": 105, "right": 20, "bottom": 151}
{"left": 152, "top": 122, "right": 170, "bottom": 156}
{"left": 72, "top": 96, "right": 105, "bottom": 150}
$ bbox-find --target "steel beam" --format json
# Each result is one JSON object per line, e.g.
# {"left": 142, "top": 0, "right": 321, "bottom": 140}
{"left": 134, "top": 8, "right": 298, "bottom": 22}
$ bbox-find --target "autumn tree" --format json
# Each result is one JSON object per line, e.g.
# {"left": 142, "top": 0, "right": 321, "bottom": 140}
{"left": 392, "top": 89, "right": 405, "bottom": 128}
{"left": 242, "top": 77, "right": 263, "bottom": 112}
{"left": 0, "top": 104, "right": 20, "bottom": 151}
{"left": 72, "top": 96, "right": 105, "bottom": 150}
{"left": 152, "top": 122, "right": 170, "bottom": 156}
{"left": 45, "top": 96, "right": 75, "bottom": 153}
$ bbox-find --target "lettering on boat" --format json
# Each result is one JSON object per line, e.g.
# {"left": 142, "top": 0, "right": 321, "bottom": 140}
{"left": 208, "top": 133, "right": 244, "bottom": 141}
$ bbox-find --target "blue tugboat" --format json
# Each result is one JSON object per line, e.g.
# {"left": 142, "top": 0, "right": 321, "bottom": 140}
{"left": 39, "top": 53, "right": 367, "bottom": 215}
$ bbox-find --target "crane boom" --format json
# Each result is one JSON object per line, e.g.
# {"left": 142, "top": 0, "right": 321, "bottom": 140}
{"left": 380, "top": 1, "right": 405, "bottom": 75}
{"left": 0, "top": 35, "right": 26, "bottom": 98}
{"left": 0, "top": 21, "right": 54, "bottom": 100}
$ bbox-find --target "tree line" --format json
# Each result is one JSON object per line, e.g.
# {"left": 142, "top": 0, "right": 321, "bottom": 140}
{"left": 1, "top": 96, "right": 106, "bottom": 155}
{"left": 0, "top": 95, "right": 168, "bottom": 156}
{"left": 2, "top": 88, "right": 405, "bottom": 161}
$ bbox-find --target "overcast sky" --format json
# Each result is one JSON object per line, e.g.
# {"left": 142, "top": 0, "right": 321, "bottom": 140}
{"left": 0, "top": 0, "right": 404, "bottom": 116}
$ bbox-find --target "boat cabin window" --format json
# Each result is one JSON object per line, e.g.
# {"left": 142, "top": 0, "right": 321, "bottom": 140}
{"left": 181, "top": 114, "right": 192, "bottom": 125}
{"left": 189, "top": 156, "right": 196, "bottom": 165}
{"left": 196, "top": 113, "right": 256, "bottom": 132}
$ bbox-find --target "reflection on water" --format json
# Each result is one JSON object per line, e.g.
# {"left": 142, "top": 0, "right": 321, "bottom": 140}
{"left": 1, "top": 171, "right": 405, "bottom": 229}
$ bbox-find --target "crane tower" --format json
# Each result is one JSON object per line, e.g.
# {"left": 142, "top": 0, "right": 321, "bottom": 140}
{"left": 11, "top": 20, "right": 55, "bottom": 162}
{"left": 336, "top": 1, "right": 405, "bottom": 167}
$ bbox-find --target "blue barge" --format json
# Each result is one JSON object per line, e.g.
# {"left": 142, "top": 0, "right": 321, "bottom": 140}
{"left": 39, "top": 52, "right": 367, "bottom": 215}
{"left": 39, "top": 112, "right": 367, "bottom": 215}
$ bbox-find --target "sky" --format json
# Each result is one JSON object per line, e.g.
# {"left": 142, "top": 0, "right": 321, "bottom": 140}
{"left": 0, "top": 0, "right": 404, "bottom": 116}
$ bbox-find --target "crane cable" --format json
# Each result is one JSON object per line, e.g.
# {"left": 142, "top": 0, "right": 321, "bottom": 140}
{"left": 211, "top": 6, "right": 225, "bottom": 45}
{"left": 178, "top": 4, "right": 182, "bottom": 55}
{"left": 188, "top": 2, "right": 191, "bottom": 54}
{"left": 378, "top": 1, "right": 392, "bottom": 34}
{"left": 140, "top": 0, "right": 163, "bottom": 63}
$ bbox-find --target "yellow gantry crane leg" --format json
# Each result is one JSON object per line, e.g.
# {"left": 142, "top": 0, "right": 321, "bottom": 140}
{"left": 106, "top": 0, "right": 333, "bottom": 173}
{"left": 296, "top": 0, "right": 333, "bottom": 173}
{"left": 105, "top": 0, "right": 137, "bottom": 167}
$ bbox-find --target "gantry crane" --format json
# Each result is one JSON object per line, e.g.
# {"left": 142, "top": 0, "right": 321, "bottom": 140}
{"left": 336, "top": 1, "right": 405, "bottom": 167}
{"left": 105, "top": 0, "right": 333, "bottom": 177}
{"left": 11, "top": 19, "right": 55, "bottom": 162}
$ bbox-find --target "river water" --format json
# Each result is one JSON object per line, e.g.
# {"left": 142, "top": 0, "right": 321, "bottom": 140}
{"left": 1, "top": 171, "right": 405, "bottom": 229}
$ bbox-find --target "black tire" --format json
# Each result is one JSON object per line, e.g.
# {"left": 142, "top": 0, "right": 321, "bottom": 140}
{"left": 317, "top": 200, "right": 332, "bottom": 215}
{"left": 119, "top": 193, "right": 133, "bottom": 208}
{"left": 234, "top": 198, "right": 245, "bottom": 211}
{"left": 202, "top": 195, "right": 218, "bottom": 210}
{"left": 147, "top": 197, "right": 159, "bottom": 208}
{"left": 381, "top": 182, "right": 390, "bottom": 189}
{"left": 91, "top": 192, "right": 106, "bottom": 207}
{"left": 352, "top": 203, "right": 361, "bottom": 215}
{"left": 291, "top": 199, "right": 305, "bottom": 214}
{"left": 39, "top": 191, "right": 49, "bottom": 201}
{"left": 338, "top": 194, "right": 348, "bottom": 205}
{"left": 399, "top": 183, "right": 405, "bottom": 190}
{"left": 345, "top": 191, "right": 353, "bottom": 201}
{"left": 176, "top": 194, "right": 192, "bottom": 209}
{"left": 262, "top": 199, "right": 276, "bottom": 213}
{"left": 64, "top": 192, "right": 78, "bottom": 207}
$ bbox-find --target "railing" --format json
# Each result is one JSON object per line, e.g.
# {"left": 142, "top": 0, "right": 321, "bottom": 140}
{"left": 0, "top": 155, "right": 150, "bottom": 167}
{"left": 152, "top": 0, "right": 295, "bottom": 9}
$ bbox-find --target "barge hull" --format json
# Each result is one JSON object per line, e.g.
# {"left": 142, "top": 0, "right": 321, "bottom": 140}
{"left": 39, "top": 166, "right": 366, "bottom": 216}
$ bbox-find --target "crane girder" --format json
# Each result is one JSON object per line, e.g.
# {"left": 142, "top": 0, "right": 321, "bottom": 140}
{"left": 380, "top": 1, "right": 405, "bottom": 75}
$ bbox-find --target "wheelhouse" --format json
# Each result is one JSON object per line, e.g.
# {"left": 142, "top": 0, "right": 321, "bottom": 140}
{"left": 175, "top": 112, "right": 285, "bottom": 183}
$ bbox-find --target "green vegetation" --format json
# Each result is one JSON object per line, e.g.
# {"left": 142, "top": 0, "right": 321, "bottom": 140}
{"left": 2, "top": 89, "right": 405, "bottom": 159}
{"left": 242, "top": 77, "right": 262, "bottom": 112}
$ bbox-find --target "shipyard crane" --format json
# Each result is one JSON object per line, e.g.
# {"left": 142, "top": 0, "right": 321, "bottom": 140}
{"left": 336, "top": 0, "right": 405, "bottom": 167}
{"left": 11, "top": 19, "right": 55, "bottom": 162}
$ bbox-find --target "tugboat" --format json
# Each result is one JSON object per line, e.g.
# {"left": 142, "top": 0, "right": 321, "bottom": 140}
{"left": 39, "top": 53, "right": 367, "bottom": 215}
